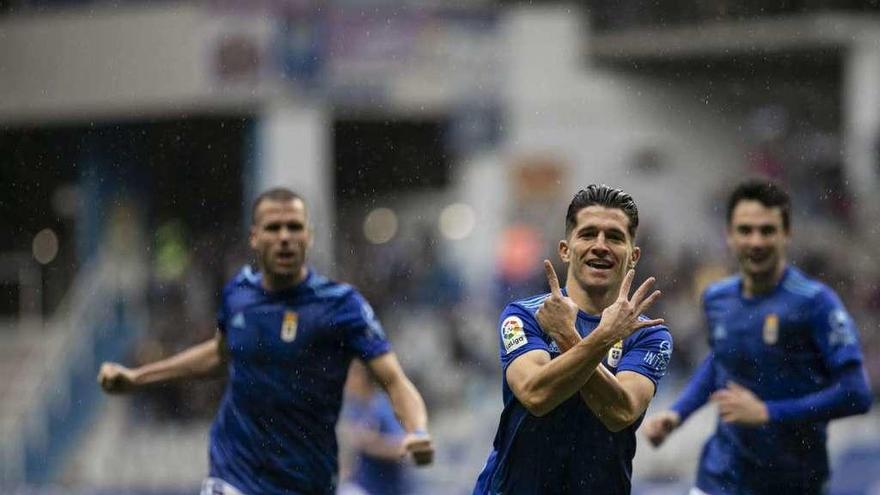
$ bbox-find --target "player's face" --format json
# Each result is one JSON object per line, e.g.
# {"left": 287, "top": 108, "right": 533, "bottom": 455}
{"left": 560, "top": 205, "right": 640, "bottom": 293}
{"left": 727, "top": 200, "right": 789, "bottom": 280}
{"left": 250, "top": 198, "right": 311, "bottom": 280}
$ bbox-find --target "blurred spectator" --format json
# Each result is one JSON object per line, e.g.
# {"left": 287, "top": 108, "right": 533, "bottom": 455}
{"left": 339, "top": 360, "right": 412, "bottom": 495}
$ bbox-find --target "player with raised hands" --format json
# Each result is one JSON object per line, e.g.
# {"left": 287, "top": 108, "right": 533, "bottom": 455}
{"left": 473, "top": 184, "right": 673, "bottom": 494}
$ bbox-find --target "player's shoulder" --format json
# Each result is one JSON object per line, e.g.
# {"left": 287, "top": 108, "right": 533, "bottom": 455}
{"left": 780, "top": 265, "right": 832, "bottom": 302}
{"left": 505, "top": 292, "right": 551, "bottom": 319}
{"left": 630, "top": 315, "right": 672, "bottom": 343}
{"left": 224, "top": 265, "right": 262, "bottom": 292}
{"left": 702, "top": 274, "right": 741, "bottom": 301}
{"left": 307, "top": 271, "right": 359, "bottom": 302}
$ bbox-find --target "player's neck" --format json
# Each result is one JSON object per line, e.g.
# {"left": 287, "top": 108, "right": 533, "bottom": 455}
{"left": 742, "top": 261, "right": 786, "bottom": 298}
{"left": 262, "top": 266, "right": 309, "bottom": 292}
{"left": 565, "top": 280, "right": 614, "bottom": 316}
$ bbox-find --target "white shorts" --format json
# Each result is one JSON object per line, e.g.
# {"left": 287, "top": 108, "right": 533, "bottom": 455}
{"left": 201, "top": 477, "right": 247, "bottom": 495}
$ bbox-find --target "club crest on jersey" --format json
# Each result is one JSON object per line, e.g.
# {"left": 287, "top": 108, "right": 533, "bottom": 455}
{"left": 763, "top": 313, "right": 779, "bottom": 345}
{"left": 281, "top": 311, "right": 298, "bottom": 343}
{"left": 607, "top": 340, "right": 623, "bottom": 368}
{"left": 502, "top": 316, "right": 527, "bottom": 354}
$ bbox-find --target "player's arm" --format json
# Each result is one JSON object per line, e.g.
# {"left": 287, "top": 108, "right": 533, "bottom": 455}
{"left": 713, "top": 290, "right": 872, "bottom": 426}
{"left": 367, "top": 352, "right": 434, "bottom": 465}
{"left": 757, "top": 364, "right": 871, "bottom": 423}
{"left": 550, "top": 326, "right": 667, "bottom": 432}
{"left": 511, "top": 262, "right": 662, "bottom": 418}
{"left": 642, "top": 352, "right": 716, "bottom": 445}
{"left": 97, "top": 330, "right": 228, "bottom": 393}
{"left": 578, "top": 367, "right": 656, "bottom": 432}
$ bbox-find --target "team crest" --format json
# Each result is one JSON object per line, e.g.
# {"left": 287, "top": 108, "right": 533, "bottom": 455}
{"left": 501, "top": 316, "right": 527, "bottom": 354}
{"left": 281, "top": 311, "right": 299, "bottom": 342}
{"left": 607, "top": 340, "right": 623, "bottom": 368}
{"left": 762, "top": 313, "right": 779, "bottom": 345}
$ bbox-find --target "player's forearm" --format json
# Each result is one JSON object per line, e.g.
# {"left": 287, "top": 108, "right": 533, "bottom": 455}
{"left": 385, "top": 376, "right": 429, "bottom": 433}
{"left": 578, "top": 365, "right": 642, "bottom": 431}
{"left": 132, "top": 338, "right": 226, "bottom": 386}
{"left": 521, "top": 325, "right": 619, "bottom": 416}
{"left": 765, "top": 364, "right": 872, "bottom": 423}
{"left": 549, "top": 326, "right": 639, "bottom": 427}
{"left": 670, "top": 353, "right": 716, "bottom": 422}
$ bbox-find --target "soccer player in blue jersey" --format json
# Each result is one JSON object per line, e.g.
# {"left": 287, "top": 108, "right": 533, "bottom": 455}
{"left": 642, "top": 179, "right": 872, "bottom": 495}
{"left": 98, "top": 188, "right": 434, "bottom": 495}
{"left": 473, "top": 185, "right": 673, "bottom": 494}
{"left": 338, "top": 360, "right": 411, "bottom": 495}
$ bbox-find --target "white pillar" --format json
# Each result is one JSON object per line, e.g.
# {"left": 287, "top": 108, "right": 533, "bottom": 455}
{"left": 252, "top": 101, "right": 334, "bottom": 273}
{"left": 843, "top": 37, "right": 880, "bottom": 234}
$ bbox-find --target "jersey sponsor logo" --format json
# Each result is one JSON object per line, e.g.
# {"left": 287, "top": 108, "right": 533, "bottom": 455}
{"left": 643, "top": 340, "right": 671, "bottom": 374}
{"left": 501, "top": 316, "right": 527, "bottom": 354}
{"left": 763, "top": 313, "right": 779, "bottom": 345}
{"left": 281, "top": 310, "right": 298, "bottom": 342}
{"left": 828, "top": 309, "right": 857, "bottom": 346}
{"left": 231, "top": 312, "right": 245, "bottom": 330}
{"left": 607, "top": 340, "right": 623, "bottom": 367}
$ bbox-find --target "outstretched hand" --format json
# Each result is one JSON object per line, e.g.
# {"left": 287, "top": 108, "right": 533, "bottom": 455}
{"left": 599, "top": 269, "right": 663, "bottom": 342}
{"left": 402, "top": 430, "right": 434, "bottom": 466}
{"left": 97, "top": 362, "right": 139, "bottom": 394}
{"left": 535, "top": 260, "right": 581, "bottom": 350}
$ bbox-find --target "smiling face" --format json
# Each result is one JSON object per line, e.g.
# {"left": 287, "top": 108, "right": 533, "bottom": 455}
{"left": 249, "top": 198, "right": 311, "bottom": 288}
{"left": 560, "top": 205, "right": 640, "bottom": 296}
{"left": 727, "top": 199, "right": 789, "bottom": 284}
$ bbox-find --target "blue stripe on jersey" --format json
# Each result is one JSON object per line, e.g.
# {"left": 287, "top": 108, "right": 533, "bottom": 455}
{"left": 518, "top": 293, "right": 550, "bottom": 308}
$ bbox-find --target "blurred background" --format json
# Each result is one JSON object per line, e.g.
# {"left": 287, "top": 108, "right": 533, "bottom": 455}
{"left": 1, "top": 0, "right": 880, "bottom": 493}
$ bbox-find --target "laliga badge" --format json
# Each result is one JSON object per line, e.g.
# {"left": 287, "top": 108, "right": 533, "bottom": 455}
{"left": 502, "top": 316, "right": 527, "bottom": 354}
{"left": 607, "top": 340, "right": 623, "bottom": 367}
{"left": 281, "top": 311, "right": 298, "bottom": 342}
{"left": 762, "top": 313, "right": 779, "bottom": 345}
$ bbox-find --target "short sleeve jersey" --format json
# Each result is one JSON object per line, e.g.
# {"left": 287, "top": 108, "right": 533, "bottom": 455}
{"left": 696, "top": 265, "right": 864, "bottom": 490}
{"left": 211, "top": 266, "right": 391, "bottom": 495}
{"left": 473, "top": 290, "right": 673, "bottom": 495}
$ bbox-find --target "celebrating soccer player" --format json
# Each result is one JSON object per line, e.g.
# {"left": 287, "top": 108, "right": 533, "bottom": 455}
{"left": 473, "top": 184, "right": 673, "bottom": 494}
{"left": 97, "top": 188, "right": 433, "bottom": 495}
{"left": 642, "top": 179, "right": 872, "bottom": 495}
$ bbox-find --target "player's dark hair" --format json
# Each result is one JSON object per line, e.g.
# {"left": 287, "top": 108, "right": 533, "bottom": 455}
{"left": 251, "top": 188, "right": 304, "bottom": 225}
{"left": 565, "top": 185, "right": 639, "bottom": 239}
{"left": 726, "top": 179, "right": 791, "bottom": 231}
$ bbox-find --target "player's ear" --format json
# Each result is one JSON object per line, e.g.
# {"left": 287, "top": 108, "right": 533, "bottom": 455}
{"left": 629, "top": 246, "right": 641, "bottom": 268}
{"left": 558, "top": 239, "right": 571, "bottom": 263}
{"left": 249, "top": 225, "right": 259, "bottom": 250}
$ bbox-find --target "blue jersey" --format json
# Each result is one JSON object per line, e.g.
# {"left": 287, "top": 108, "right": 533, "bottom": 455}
{"left": 344, "top": 393, "right": 409, "bottom": 495}
{"left": 210, "top": 267, "right": 391, "bottom": 495}
{"left": 474, "top": 291, "right": 673, "bottom": 494}
{"left": 678, "top": 266, "right": 866, "bottom": 494}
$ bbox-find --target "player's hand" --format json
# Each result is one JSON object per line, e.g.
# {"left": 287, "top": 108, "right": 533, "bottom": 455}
{"left": 536, "top": 260, "right": 581, "bottom": 351}
{"left": 97, "top": 362, "right": 140, "bottom": 394}
{"left": 641, "top": 410, "right": 681, "bottom": 447}
{"left": 597, "top": 269, "right": 663, "bottom": 342}
{"left": 711, "top": 381, "right": 769, "bottom": 427}
{"left": 402, "top": 430, "right": 434, "bottom": 466}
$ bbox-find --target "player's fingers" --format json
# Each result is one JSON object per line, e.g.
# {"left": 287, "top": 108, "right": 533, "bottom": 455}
{"left": 617, "top": 269, "right": 635, "bottom": 301}
{"left": 636, "top": 290, "right": 662, "bottom": 317}
{"left": 543, "top": 259, "right": 562, "bottom": 297}
{"left": 630, "top": 277, "right": 656, "bottom": 306}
